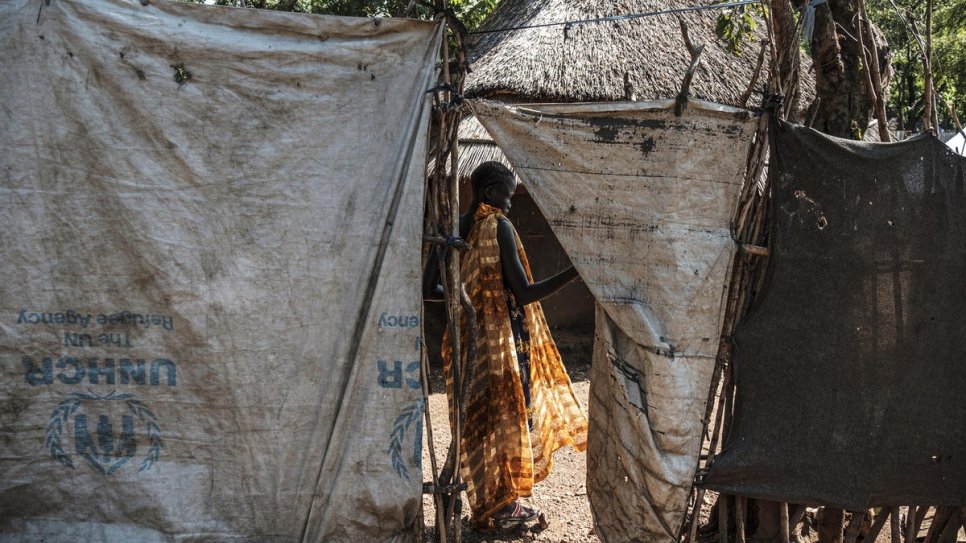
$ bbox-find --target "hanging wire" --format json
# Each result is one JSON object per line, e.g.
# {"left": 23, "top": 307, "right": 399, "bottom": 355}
{"left": 469, "top": 0, "right": 762, "bottom": 35}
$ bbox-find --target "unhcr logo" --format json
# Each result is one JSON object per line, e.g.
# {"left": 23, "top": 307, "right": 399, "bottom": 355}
{"left": 45, "top": 391, "right": 162, "bottom": 475}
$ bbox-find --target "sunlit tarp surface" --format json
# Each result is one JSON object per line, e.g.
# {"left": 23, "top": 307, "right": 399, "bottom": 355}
{"left": 473, "top": 99, "right": 757, "bottom": 541}
{"left": 0, "top": 1, "right": 440, "bottom": 541}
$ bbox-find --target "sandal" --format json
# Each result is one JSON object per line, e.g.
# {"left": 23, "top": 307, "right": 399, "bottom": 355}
{"left": 491, "top": 502, "right": 539, "bottom": 528}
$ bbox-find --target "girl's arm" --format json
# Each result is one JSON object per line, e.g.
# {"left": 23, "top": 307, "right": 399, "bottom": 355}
{"left": 497, "top": 218, "right": 579, "bottom": 306}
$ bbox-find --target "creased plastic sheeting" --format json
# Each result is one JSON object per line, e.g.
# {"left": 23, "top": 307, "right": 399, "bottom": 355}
{"left": 0, "top": 1, "right": 440, "bottom": 541}
{"left": 704, "top": 121, "right": 966, "bottom": 510}
{"left": 472, "top": 100, "right": 757, "bottom": 542}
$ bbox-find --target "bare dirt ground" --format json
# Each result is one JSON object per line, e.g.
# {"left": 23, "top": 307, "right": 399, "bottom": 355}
{"left": 420, "top": 335, "right": 598, "bottom": 543}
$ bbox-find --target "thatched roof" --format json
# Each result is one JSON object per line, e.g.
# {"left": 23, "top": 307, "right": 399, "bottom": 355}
{"left": 465, "top": 0, "right": 813, "bottom": 107}
{"left": 451, "top": 113, "right": 518, "bottom": 181}
{"left": 454, "top": 0, "right": 816, "bottom": 181}
{"left": 428, "top": 112, "right": 522, "bottom": 182}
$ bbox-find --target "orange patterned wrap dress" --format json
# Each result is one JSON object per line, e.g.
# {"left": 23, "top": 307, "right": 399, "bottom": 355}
{"left": 442, "top": 203, "right": 588, "bottom": 529}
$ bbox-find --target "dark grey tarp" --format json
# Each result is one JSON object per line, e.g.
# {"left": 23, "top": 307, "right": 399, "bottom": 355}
{"left": 703, "top": 119, "right": 966, "bottom": 510}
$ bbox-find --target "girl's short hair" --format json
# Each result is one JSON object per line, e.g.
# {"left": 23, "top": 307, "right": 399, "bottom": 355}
{"left": 470, "top": 161, "right": 514, "bottom": 194}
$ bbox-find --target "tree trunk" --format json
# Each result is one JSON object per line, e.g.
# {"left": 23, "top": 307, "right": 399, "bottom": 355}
{"left": 771, "top": 0, "right": 804, "bottom": 118}
{"left": 807, "top": 0, "right": 891, "bottom": 139}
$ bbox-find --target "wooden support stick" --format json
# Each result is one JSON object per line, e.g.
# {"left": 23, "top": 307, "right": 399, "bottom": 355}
{"left": 907, "top": 506, "right": 929, "bottom": 543}
{"left": 437, "top": 8, "right": 467, "bottom": 540}
{"left": 719, "top": 494, "right": 730, "bottom": 543}
{"left": 781, "top": 502, "right": 790, "bottom": 543}
{"left": 856, "top": 0, "right": 891, "bottom": 141}
{"left": 906, "top": 506, "right": 918, "bottom": 543}
{"left": 694, "top": 356, "right": 732, "bottom": 540}
{"left": 740, "top": 244, "right": 769, "bottom": 256}
{"left": 419, "top": 330, "right": 448, "bottom": 543}
{"left": 890, "top": 507, "right": 902, "bottom": 543}
{"left": 947, "top": 106, "right": 963, "bottom": 133}
{"left": 687, "top": 488, "right": 706, "bottom": 543}
{"left": 806, "top": 98, "right": 822, "bottom": 128}
{"left": 854, "top": 11, "right": 880, "bottom": 117}
{"left": 736, "top": 496, "right": 747, "bottom": 543}
{"left": 740, "top": 40, "right": 769, "bottom": 108}
{"left": 941, "top": 508, "right": 963, "bottom": 543}
{"left": 863, "top": 509, "right": 891, "bottom": 543}
{"left": 675, "top": 19, "right": 705, "bottom": 117}
{"left": 679, "top": 17, "right": 698, "bottom": 57}
{"left": 923, "top": 0, "right": 935, "bottom": 132}
{"left": 915, "top": 506, "right": 929, "bottom": 538}
{"left": 923, "top": 506, "right": 953, "bottom": 543}
{"left": 689, "top": 367, "right": 729, "bottom": 540}
{"left": 844, "top": 511, "right": 865, "bottom": 543}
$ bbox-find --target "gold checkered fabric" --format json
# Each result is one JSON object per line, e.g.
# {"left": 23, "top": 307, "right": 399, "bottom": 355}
{"left": 442, "top": 203, "right": 588, "bottom": 529}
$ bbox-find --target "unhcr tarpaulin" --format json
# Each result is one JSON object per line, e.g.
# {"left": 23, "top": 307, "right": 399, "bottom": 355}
{"left": 0, "top": 0, "right": 441, "bottom": 541}
{"left": 704, "top": 120, "right": 966, "bottom": 510}
{"left": 472, "top": 100, "right": 758, "bottom": 541}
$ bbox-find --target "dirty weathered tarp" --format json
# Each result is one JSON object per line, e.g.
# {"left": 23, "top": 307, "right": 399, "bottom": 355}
{"left": 0, "top": 1, "right": 440, "bottom": 541}
{"left": 704, "top": 120, "right": 966, "bottom": 510}
{"left": 472, "top": 100, "right": 758, "bottom": 542}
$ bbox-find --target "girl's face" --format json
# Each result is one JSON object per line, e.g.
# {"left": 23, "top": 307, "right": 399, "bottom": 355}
{"left": 484, "top": 177, "right": 517, "bottom": 213}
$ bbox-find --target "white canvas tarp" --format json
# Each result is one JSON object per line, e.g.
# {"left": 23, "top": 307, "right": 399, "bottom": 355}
{"left": 0, "top": 1, "right": 441, "bottom": 541}
{"left": 948, "top": 129, "right": 966, "bottom": 155}
{"left": 472, "top": 100, "right": 757, "bottom": 542}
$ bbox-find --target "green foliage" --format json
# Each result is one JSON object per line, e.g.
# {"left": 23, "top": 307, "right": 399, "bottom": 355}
{"left": 933, "top": 0, "right": 966, "bottom": 122}
{"left": 181, "top": 0, "right": 499, "bottom": 31}
{"left": 867, "top": 0, "right": 966, "bottom": 129}
{"left": 451, "top": 0, "right": 499, "bottom": 31}
{"left": 715, "top": 3, "right": 768, "bottom": 55}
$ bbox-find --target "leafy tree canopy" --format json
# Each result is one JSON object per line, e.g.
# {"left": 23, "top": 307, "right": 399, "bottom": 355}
{"left": 867, "top": 0, "right": 965, "bottom": 129}
{"left": 184, "top": 0, "right": 498, "bottom": 31}
{"left": 717, "top": 0, "right": 963, "bottom": 130}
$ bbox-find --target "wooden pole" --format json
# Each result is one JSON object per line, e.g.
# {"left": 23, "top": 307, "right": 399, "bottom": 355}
{"left": 441, "top": 30, "right": 466, "bottom": 542}
{"left": 427, "top": 4, "right": 472, "bottom": 539}
{"left": 736, "top": 496, "right": 747, "bottom": 543}
{"left": 923, "top": 0, "right": 935, "bottom": 132}
{"left": 924, "top": 507, "right": 954, "bottom": 543}
{"left": 891, "top": 507, "right": 902, "bottom": 543}
{"left": 843, "top": 511, "right": 865, "bottom": 543}
{"left": 769, "top": 0, "right": 802, "bottom": 115}
{"left": 942, "top": 508, "right": 964, "bottom": 543}
{"left": 780, "top": 502, "right": 791, "bottom": 543}
{"left": 855, "top": 11, "right": 880, "bottom": 131}
{"left": 693, "top": 348, "right": 732, "bottom": 541}
{"left": 421, "top": 27, "right": 474, "bottom": 539}
{"left": 907, "top": 506, "right": 930, "bottom": 543}
{"left": 863, "top": 509, "right": 890, "bottom": 543}
{"left": 687, "top": 488, "right": 707, "bottom": 543}
{"left": 740, "top": 40, "right": 769, "bottom": 108}
{"left": 855, "top": 0, "right": 891, "bottom": 141}
{"left": 420, "top": 324, "right": 448, "bottom": 542}
{"left": 719, "top": 494, "right": 730, "bottom": 543}
{"left": 906, "top": 506, "right": 918, "bottom": 543}
{"left": 819, "top": 508, "right": 845, "bottom": 543}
